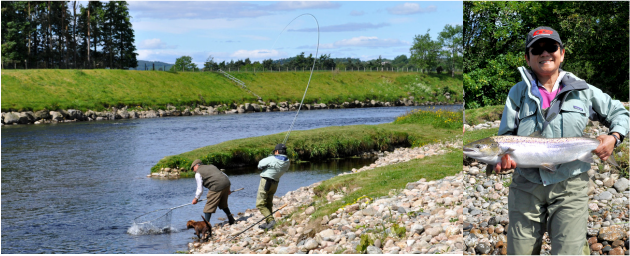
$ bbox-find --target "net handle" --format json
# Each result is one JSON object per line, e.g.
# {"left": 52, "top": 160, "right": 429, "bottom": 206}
{"left": 170, "top": 187, "right": 245, "bottom": 210}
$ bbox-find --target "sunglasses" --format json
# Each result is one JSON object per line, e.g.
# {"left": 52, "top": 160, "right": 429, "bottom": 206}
{"left": 530, "top": 44, "right": 559, "bottom": 55}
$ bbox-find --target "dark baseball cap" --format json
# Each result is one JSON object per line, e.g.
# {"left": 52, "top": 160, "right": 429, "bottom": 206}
{"left": 526, "top": 26, "right": 563, "bottom": 48}
{"left": 274, "top": 144, "right": 287, "bottom": 151}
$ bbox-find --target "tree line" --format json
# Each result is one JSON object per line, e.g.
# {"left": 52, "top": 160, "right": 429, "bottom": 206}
{"left": 168, "top": 24, "right": 462, "bottom": 76}
{"left": 464, "top": 1, "right": 629, "bottom": 109}
{"left": 1, "top": 1, "right": 137, "bottom": 69}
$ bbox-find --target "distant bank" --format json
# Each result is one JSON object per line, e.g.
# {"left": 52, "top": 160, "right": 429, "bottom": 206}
{"left": 1, "top": 69, "right": 462, "bottom": 114}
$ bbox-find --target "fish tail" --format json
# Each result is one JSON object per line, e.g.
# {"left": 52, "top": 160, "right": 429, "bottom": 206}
{"left": 607, "top": 153, "right": 620, "bottom": 167}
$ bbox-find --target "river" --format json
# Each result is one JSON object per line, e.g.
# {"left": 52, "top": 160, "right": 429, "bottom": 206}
{"left": 1, "top": 105, "right": 461, "bottom": 253}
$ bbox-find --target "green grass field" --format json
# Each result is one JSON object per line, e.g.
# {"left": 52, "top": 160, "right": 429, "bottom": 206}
{"left": 1, "top": 69, "right": 462, "bottom": 112}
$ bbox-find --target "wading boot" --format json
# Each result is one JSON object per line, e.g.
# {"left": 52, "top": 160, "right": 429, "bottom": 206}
{"left": 228, "top": 215, "right": 235, "bottom": 225}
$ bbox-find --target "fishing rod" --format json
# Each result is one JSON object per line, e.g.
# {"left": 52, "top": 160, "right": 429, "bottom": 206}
{"left": 274, "top": 13, "right": 320, "bottom": 145}
{"left": 227, "top": 203, "right": 288, "bottom": 242}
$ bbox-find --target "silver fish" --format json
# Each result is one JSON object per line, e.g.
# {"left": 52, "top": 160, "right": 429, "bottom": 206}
{"left": 463, "top": 134, "right": 618, "bottom": 172}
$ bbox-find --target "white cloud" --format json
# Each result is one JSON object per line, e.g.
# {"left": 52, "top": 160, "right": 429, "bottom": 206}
{"left": 268, "top": 1, "right": 340, "bottom": 11}
{"left": 139, "top": 38, "right": 177, "bottom": 49}
{"left": 230, "top": 49, "right": 286, "bottom": 59}
{"left": 319, "top": 36, "right": 409, "bottom": 49}
{"left": 387, "top": 3, "right": 437, "bottom": 15}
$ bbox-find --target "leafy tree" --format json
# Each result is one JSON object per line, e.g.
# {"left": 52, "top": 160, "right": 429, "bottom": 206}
{"left": 319, "top": 54, "right": 335, "bottom": 70}
{"left": 392, "top": 55, "right": 408, "bottom": 67}
{"left": 203, "top": 55, "right": 217, "bottom": 71}
{"left": 170, "top": 55, "right": 196, "bottom": 71}
{"left": 438, "top": 24, "right": 462, "bottom": 77}
{"left": 410, "top": 30, "right": 441, "bottom": 73}
{"left": 262, "top": 58, "right": 273, "bottom": 70}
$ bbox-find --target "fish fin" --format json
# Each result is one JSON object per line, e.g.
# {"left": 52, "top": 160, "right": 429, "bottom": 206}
{"left": 540, "top": 163, "right": 557, "bottom": 172}
{"left": 501, "top": 147, "right": 515, "bottom": 155}
{"left": 606, "top": 154, "right": 619, "bottom": 167}
{"left": 577, "top": 152, "right": 594, "bottom": 164}
{"left": 528, "top": 130, "right": 543, "bottom": 137}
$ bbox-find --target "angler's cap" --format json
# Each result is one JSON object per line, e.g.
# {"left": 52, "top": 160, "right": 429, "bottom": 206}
{"left": 190, "top": 159, "right": 202, "bottom": 170}
{"left": 275, "top": 144, "right": 287, "bottom": 151}
{"left": 526, "top": 26, "right": 563, "bottom": 48}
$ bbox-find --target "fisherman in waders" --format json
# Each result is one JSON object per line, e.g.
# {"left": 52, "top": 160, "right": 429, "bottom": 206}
{"left": 256, "top": 144, "right": 290, "bottom": 230}
{"left": 495, "top": 26, "right": 629, "bottom": 254}
{"left": 191, "top": 159, "right": 236, "bottom": 226}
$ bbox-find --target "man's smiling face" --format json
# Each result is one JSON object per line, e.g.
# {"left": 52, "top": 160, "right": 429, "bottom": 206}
{"left": 526, "top": 39, "right": 565, "bottom": 78}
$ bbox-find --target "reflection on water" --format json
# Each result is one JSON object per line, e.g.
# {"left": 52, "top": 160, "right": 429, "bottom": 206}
{"left": 1, "top": 105, "right": 461, "bottom": 253}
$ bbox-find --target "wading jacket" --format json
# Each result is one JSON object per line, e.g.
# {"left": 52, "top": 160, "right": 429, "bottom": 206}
{"left": 258, "top": 155, "right": 290, "bottom": 182}
{"left": 498, "top": 67, "right": 629, "bottom": 186}
{"left": 196, "top": 164, "right": 231, "bottom": 192}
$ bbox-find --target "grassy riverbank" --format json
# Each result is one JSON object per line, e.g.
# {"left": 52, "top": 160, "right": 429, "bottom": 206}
{"left": 152, "top": 109, "right": 462, "bottom": 175}
{"left": 1, "top": 69, "right": 462, "bottom": 112}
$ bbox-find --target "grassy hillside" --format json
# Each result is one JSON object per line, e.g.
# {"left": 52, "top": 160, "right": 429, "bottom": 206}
{"left": 1, "top": 69, "right": 462, "bottom": 112}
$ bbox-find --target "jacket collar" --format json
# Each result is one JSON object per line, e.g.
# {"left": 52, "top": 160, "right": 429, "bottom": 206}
{"left": 519, "top": 67, "right": 589, "bottom": 107}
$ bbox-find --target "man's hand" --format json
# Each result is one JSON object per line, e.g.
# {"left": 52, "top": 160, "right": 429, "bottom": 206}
{"left": 594, "top": 134, "right": 617, "bottom": 161}
{"left": 495, "top": 154, "right": 517, "bottom": 174}
{"left": 192, "top": 198, "right": 198, "bottom": 204}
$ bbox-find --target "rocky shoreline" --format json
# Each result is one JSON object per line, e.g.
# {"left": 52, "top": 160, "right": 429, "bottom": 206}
{"left": 462, "top": 120, "right": 629, "bottom": 255}
{"left": 1, "top": 97, "right": 460, "bottom": 126}
{"left": 187, "top": 139, "right": 466, "bottom": 254}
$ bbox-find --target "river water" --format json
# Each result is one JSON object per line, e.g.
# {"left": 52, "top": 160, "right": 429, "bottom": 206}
{"left": 1, "top": 105, "right": 461, "bottom": 253}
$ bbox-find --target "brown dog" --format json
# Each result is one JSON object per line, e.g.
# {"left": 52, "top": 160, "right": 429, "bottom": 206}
{"left": 186, "top": 216, "right": 211, "bottom": 240}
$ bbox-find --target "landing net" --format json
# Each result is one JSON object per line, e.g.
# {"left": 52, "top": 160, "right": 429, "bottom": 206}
{"left": 127, "top": 208, "right": 177, "bottom": 235}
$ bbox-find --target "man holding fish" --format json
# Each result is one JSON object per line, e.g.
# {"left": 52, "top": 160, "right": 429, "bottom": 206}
{"left": 464, "top": 27, "right": 629, "bottom": 254}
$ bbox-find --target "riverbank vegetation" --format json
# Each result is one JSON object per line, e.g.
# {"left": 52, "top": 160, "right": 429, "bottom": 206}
{"left": 464, "top": 1, "right": 629, "bottom": 109}
{"left": 1, "top": 69, "right": 462, "bottom": 112}
{"left": 152, "top": 109, "right": 463, "bottom": 175}
{"left": 464, "top": 105, "right": 504, "bottom": 125}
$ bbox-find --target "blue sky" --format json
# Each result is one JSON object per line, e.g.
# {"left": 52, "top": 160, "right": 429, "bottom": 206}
{"left": 128, "top": 1, "right": 463, "bottom": 66}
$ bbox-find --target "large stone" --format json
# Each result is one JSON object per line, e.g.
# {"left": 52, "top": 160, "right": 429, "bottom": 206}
{"left": 599, "top": 191, "right": 613, "bottom": 201}
{"left": 305, "top": 206, "right": 315, "bottom": 215}
{"left": 66, "top": 109, "right": 85, "bottom": 120}
{"left": 362, "top": 207, "right": 376, "bottom": 216}
{"left": 304, "top": 239, "right": 319, "bottom": 250}
{"left": 116, "top": 109, "right": 130, "bottom": 119}
{"left": 613, "top": 178, "right": 628, "bottom": 192}
{"left": 603, "top": 178, "right": 615, "bottom": 188}
{"left": 366, "top": 246, "right": 382, "bottom": 254}
{"left": 318, "top": 229, "right": 335, "bottom": 240}
{"left": 145, "top": 110, "right": 158, "bottom": 118}
{"left": 609, "top": 247, "right": 624, "bottom": 255}
{"left": 2, "top": 112, "right": 19, "bottom": 124}
{"left": 411, "top": 224, "right": 424, "bottom": 235}
{"left": 16, "top": 112, "right": 33, "bottom": 124}
{"left": 50, "top": 111, "right": 64, "bottom": 121}
{"left": 598, "top": 225, "right": 627, "bottom": 241}
{"left": 33, "top": 109, "right": 51, "bottom": 120}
